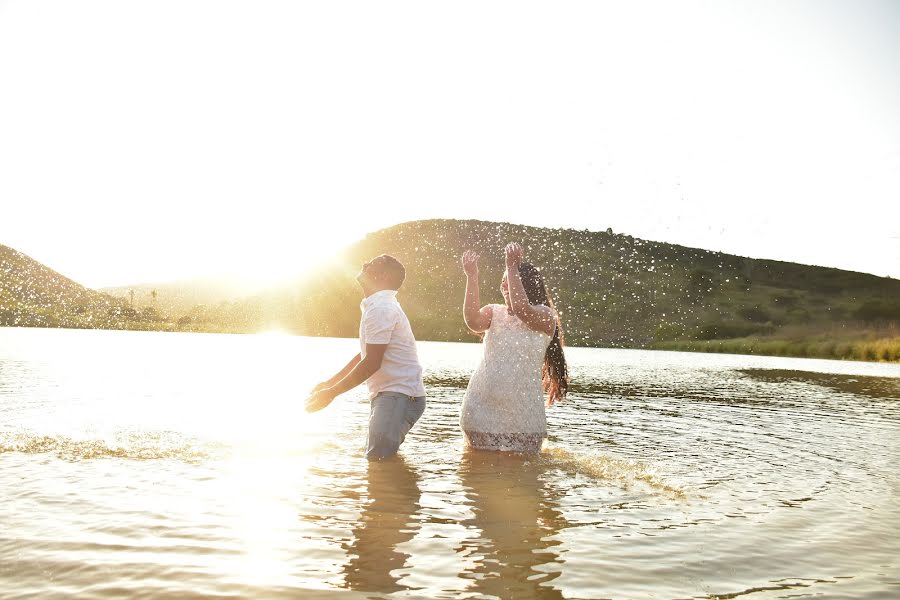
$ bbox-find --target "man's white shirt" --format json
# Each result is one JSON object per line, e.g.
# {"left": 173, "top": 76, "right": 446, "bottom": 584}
{"left": 359, "top": 290, "right": 426, "bottom": 399}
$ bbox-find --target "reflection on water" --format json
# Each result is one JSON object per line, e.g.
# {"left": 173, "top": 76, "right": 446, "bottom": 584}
{"left": 458, "top": 450, "right": 565, "bottom": 599}
{"left": 342, "top": 456, "right": 421, "bottom": 593}
{"left": 1, "top": 328, "right": 899, "bottom": 599}
{"left": 740, "top": 368, "right": 900, "bottom": 401}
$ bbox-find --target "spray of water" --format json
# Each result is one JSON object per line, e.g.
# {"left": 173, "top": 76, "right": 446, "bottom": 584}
{"left": 540, "top": 442, "right": 687, "bottom": 498}
{"left": 0, "top": 430, "right": 221, "bottom": 462}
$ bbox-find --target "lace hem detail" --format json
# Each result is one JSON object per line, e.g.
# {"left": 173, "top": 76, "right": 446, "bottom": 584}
{"left": 464, "top": 431, "right": 544, "bottom": 453}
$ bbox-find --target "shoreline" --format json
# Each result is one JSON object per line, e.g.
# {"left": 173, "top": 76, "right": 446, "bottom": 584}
{"left": 650, "top": 336, "right": 900, "bottom": 363}
{"left": 3, "top": 323, "right": 899, "bottom": 364}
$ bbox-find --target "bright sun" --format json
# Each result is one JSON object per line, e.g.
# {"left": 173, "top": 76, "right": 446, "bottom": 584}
{"left": 133, "top": 223, "right": 351, "bottom": 289}
{"left": 34, "top": 202, "right": 367, "bottom": 289}
{"left": 223, "top": 226, "right": 329, "bottom": 288}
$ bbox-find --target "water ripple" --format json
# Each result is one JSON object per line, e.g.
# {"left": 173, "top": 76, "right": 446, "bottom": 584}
{"left": 0, "top": 329, "right": 898, "bottom": 599}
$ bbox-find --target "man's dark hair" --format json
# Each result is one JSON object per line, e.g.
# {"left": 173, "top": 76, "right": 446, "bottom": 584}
{"left": 378, "top": 254, "right": 406, "bottom": 289}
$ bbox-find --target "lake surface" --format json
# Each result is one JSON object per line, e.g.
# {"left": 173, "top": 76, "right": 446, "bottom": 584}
{"left": 1, "top": 327, "right": 899, "bottom": 599}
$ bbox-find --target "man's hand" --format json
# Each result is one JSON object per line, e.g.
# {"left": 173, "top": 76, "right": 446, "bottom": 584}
{"left": 462, "top": 250, "right": 480, "bottom": 277}
{"left": 305, "top": 388, "right": 337, "bottom": 413}
{"left": 505, "top": 242, "right": 524, "bottom": 268}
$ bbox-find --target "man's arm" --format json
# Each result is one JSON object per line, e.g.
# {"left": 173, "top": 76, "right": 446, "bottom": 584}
{"left": 328, "top": 344, "right": 387, "bottom": 396}
{"left": 312, "top": 353, "right": 361, "bottom": 392}
{"left": 304, "top": 344, "right": 387, "bottom": 412}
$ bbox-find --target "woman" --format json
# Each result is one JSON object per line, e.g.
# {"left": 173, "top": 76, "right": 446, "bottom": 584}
{"left": 459, "top": 242, "right": 568, "bottom": 453}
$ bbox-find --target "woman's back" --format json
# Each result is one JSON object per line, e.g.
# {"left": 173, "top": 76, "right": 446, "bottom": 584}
{"left": 460, "top": 304, "right": 552, "bottom": 448}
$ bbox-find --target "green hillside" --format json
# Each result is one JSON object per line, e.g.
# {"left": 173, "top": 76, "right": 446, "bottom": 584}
{"left": 264, "top": 219, "right": 900, "bottom": 348}
{"left": 3, "top": 220, "right": 899, "bottom": 361}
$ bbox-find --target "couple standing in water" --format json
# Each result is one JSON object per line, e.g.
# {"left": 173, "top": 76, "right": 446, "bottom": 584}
{"left": 304, "top": 242, "right": 568, "bottom": 459}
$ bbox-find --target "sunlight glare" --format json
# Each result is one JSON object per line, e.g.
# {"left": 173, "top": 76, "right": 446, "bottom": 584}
{"left": 220, "top": 455, "right": 316, "bottom": 588}
{"left": 256, "top": 328, "right": 291, "bottom": 337}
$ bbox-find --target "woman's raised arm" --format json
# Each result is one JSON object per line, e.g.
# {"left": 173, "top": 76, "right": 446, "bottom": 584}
{"left": 504, "top": 243, "right": 556, "bottom": 336}
{"left": 462, "top": 250, "right": 493, "bottom": 333}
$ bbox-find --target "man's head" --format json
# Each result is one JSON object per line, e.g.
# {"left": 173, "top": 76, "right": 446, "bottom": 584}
{"left": 357, "top": 254, "right": 406, "bottom": 295}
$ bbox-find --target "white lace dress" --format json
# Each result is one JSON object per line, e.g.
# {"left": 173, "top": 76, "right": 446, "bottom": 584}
{"left": 460, "top": 304, "right": 553, "bottom": 453}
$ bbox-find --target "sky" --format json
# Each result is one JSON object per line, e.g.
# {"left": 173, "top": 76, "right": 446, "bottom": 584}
{"left": 1, "top": 0, "right": 898, "bottom": 288}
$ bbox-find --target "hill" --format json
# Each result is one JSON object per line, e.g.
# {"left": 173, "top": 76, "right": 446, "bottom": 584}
{"left": 0, "top": 244, "right": 127, "bottom": 328}
{"left": 257, "top": 219, "right": 900, "bottom": 350}
{"left": 4, "top": 221, "right": 899, "bottom": 360}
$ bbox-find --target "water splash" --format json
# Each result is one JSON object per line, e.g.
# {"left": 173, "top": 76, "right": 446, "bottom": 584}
{"left": 540, "top": 443, "right": 687, "bottom": 498}
{"left": 0, "top": 430, "right": 222, "bottom": 462}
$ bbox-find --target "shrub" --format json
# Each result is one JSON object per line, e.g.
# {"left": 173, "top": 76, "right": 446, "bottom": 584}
{"left": 695, "top": 321, "right": 760, "bottom": 340}
{"left": 738, "top": 305, "right": 771, "bottom": 323}
{"left": 786, "top": 307, "right": 811, "bottom": 323}
{"left": 853, "top": 301, "right": 900, "bottom": 322}
{"left": 771, "top": 293, "right": 799, "bottom": 308}
{"left": 655, "top": 321, "right": 686, "bottom": 340}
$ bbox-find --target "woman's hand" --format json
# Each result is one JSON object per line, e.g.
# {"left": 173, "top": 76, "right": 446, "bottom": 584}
{"left": 505, "top": 242, "right": 524, "bottom": 268}
{"left": 462, "top": 250, "right": 480, "bottom": 277}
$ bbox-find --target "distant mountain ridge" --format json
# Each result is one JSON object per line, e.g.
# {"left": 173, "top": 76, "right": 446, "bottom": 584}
{"left": 101, "top": 277, "right": 264, "bottom": 316}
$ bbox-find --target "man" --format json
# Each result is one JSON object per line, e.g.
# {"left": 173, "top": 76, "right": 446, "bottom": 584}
{"left": 305, "top": 254, "right": 426, "bottom": 460}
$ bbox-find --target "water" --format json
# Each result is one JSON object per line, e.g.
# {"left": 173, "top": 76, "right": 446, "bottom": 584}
{"left": 1, "top": 327, "right": 899, "bottom": 599}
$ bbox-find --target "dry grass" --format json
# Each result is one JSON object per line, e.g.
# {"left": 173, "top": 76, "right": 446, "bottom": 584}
{"left": 651, "top": 321, "right": 900, "bottom": 362}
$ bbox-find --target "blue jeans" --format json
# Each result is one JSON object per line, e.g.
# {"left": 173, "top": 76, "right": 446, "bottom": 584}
{"left": 366, "top": 392, "right": 426, "bottom": 460}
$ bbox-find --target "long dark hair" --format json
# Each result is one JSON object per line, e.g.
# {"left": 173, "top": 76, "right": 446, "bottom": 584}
{"left": 518, "top": 263, "right": 568, "bottom": 405}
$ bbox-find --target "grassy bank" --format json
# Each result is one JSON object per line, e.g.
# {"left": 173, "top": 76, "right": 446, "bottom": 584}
{"left": 651, "top": 323, "right": 900, "bottom": 362}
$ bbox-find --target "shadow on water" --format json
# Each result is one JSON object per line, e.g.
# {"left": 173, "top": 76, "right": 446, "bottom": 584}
{"left": 740, "top": 369, "right": 900, "bottom": 401}
{"left": 456, "top": 449, "right": 566, "bottom": 599}
{"left": 341, "top": 456, "right": 421, "bottom": 593}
